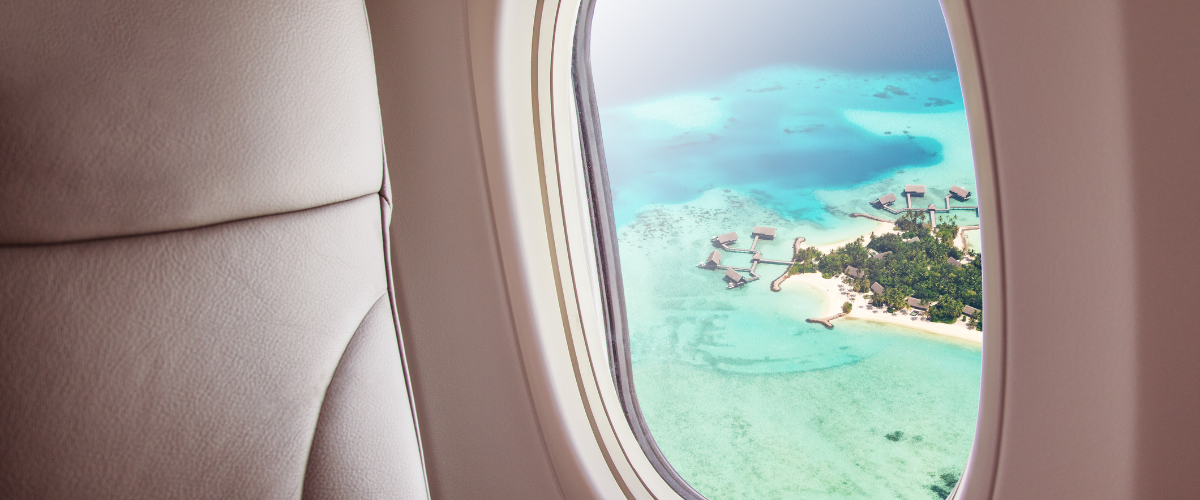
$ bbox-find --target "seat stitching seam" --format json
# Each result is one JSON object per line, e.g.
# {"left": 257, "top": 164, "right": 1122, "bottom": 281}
{"left": 298, "top": 290, "right": 389, "bottom": 498}
{"left": 0, "top": 193, "right": 382, "bottom": 249}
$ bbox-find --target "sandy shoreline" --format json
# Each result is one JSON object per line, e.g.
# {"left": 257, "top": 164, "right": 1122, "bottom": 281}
{"left": 809, "top": 221, "right": 897, "bottom": 253}
{"left": 768, "top": 215, "right": 982, "bottom": 343}
{"left": 782, "top": 272, "right": 982, "bottom": 344}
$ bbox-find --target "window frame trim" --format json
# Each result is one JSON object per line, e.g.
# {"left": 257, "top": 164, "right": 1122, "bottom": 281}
{"left": 568, "top": 0, "right": 709, "bottom": 497}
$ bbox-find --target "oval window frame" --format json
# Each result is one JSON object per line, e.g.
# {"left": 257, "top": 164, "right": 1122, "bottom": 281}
{"left": 466, "top": 0, "right": 1007, "bottom": 498}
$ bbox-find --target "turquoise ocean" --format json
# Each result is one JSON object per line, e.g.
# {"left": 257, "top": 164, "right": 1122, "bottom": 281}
{"left": 603, "top": 66, "right": 983, "bottom": 499}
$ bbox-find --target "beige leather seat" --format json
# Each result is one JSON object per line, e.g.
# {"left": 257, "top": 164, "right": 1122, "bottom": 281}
{"left": 0, "top": 1, "right": 428, "bottom": 498}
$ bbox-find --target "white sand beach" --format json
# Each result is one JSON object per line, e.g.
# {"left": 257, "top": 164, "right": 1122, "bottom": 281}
{"left": 810, "top": 220, "right": 897, "bottom": 253}
{"left": 957, "top": 226, "right": 980, "bottom": 253}
{"left": 783, "top": 272, "right": 983, "bottom": 344}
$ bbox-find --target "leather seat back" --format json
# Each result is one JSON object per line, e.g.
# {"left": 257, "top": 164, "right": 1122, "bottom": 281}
{"left": 0, "top": 1, "right": 427, "bottom": 498}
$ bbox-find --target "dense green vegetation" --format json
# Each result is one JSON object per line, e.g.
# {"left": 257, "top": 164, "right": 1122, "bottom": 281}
{"left": 842, "top": 301, "right": 852, "bottom": 314}
{"left": 927, "top": 296, "right": 964, "bottom": 323}
{"left": 792, "top": 212, "right": 983, "bottom": 328}
{"left": 787, "top": 246, "right": 822, "bottom": 274}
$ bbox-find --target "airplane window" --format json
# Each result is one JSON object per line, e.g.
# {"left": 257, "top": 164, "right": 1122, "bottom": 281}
{"left": 576, "top": 0, "right": 983, "bottom": 498}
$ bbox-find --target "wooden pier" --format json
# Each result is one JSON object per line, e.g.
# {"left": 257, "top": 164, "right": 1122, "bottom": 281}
{"left": 871, "top": 187, "right": 980, "bottom": 217}
{"left": 806, "top": 312, "right": 848, "bottom": 329}
{"left": 719, "top": 243, "right": 796, "bottom": 267}
{"left": 718, "top": 242, "right": 755, "bottom": 255}
{"left": 702, "top": 264, "right": 760, "bottom": 282}
{"left": 703, "top": 227, "right": 796, "bottom": 289}
{"left": 770, "top": 269, "right": 790, "bottom": 291}
{"left": 943, "top": 194, "right": 979, "bottom": 214}
{"left": 757, "top": 258, "right": 794, "bottom": 265}
{"left": 850, "top": 213, "right": 894, "bottom": 223}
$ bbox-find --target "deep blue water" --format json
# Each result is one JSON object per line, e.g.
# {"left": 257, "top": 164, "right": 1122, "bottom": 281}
{"left": 600, "top": 66, "right": 970, "bottom": 227}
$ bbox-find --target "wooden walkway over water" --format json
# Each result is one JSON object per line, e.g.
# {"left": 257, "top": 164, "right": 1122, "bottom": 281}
{"left": 851, "top": 213, "right": 894, "bottom": 223}
{"left": 702, "top": 230, "right": 802, "bottom": 289}
{"left": 874, "top": 189, "right": 980, "bottom": 218}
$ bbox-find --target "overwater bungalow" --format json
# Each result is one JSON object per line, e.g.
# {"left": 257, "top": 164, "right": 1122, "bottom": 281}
{"left": 963, "top": 305, "right": 980, "bottom": 317}
{"left": 724, "top": 269, "right": 747, "bottom": 287}
{"left": 871, "top": 282, "right": 885, "bottom": 294}
{"left": 874, "top": 193, "right": 897, "bottom": 206}
{"left": 713, "top": 232, "right": 737, "bottom": 245}
{"left": 845, "top": 265, "right": 864, "bottom": 279}
{"left": 950, "top": 185, "right": 972, "bottom": 200}
{"left": 904, "top": 185, "right": 927, "bottom": 196}
{"left": 700, "top": 250, "right": 721, "bottom": 269}
{"left": 752, "top": 226, "right": 776, "bottom": 239}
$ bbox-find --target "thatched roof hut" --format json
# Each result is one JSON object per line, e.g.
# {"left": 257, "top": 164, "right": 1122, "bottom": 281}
{"left": 752, "top": 226, "right": 777, "bottom": 239}
{"left": 713, "top": 232, "right": 737, "bottom": 245}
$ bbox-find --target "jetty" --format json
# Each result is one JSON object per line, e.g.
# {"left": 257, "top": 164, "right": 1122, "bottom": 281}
{"left": 806, "top": 312, "right": 848, "bottom": 329}
{"left": 696, "top": 236, "right": 762, "bottom": 288}
{"left": 695, "top": 261, "right": 760, "bottom": 288}
{"left": 770, "top": 270, "right": 790, "bottom": 291}
{"left": 869, "top": 185, "right": 980, "bottom": 218}
{"left": 701, "top": 226, "right": 797, "bottom": 289}
{"left": 850, "top": 213, "right": 894, "bottom": 223}
{"left": 767, "top": 236, "right": 807, "bottom": 291}
{"left": 904, "top": 185, "right": 926, "bottom": 210}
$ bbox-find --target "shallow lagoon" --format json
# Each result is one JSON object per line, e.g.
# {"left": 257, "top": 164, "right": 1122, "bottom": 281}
{"left": 601, "top": 66, "right": 982, "bottom": 230}
{"left": 607, "top": 67, "right": 983, "bottom": 499}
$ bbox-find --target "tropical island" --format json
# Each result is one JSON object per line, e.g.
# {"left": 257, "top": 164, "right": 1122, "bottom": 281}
{"left": 697, "top": 208, "right": 984, "bottom": 341}
{"left": 820, "top": 212, "right": 981, "bottom": 325}
{"left": 778, "top": 210, "right": 983, "bottom": 341}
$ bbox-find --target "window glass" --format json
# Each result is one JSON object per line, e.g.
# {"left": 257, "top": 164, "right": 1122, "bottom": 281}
{"left": 587, "top": 1, "right": 983, "bottom": 498}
